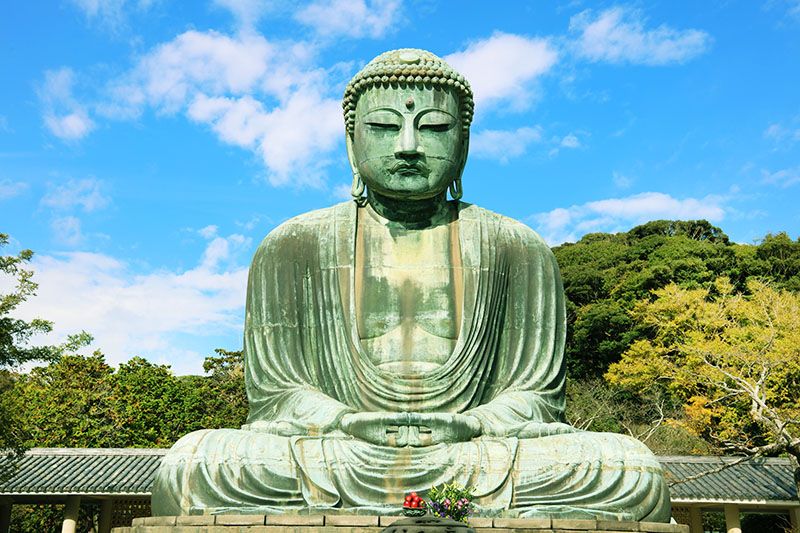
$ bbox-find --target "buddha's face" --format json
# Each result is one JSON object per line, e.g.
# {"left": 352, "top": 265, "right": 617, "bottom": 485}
{"left": 350, "top": 85, "right": 466, "bottom": 200}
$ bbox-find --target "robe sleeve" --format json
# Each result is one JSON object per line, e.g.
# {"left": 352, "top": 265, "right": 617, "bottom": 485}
{"left": 464, "top": 218, "right": 568, "bottom": 437}
{"left": 243, "top": 215, "right": 355, "bottom": 435}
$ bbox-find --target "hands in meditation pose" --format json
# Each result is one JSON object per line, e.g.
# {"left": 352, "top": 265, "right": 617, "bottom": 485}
{"left": 152, "top": 49, "right": 671, "bottom": 522}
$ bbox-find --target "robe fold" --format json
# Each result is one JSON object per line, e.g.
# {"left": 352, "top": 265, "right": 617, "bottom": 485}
{"left": 151, "top": 201, "right": 671, "bottom": 522}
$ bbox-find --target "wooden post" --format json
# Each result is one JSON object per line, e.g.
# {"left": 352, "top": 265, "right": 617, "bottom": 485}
{"left": 723, "top": 504, "right": 741, "bottom": 533}
{"left": 789, "top": 506, "right": 800, "bottom": 533}
{"left": 99, "top": 499, "right": 113, "bottom": 533}
{"left": 0, "top": 501, "right": 11, "bottom": 533}
{"left": 61, "top": 495, "right": 81, "bottom": 533}
{"left": 689, "top": 506, "right": 703, "bottom": 533}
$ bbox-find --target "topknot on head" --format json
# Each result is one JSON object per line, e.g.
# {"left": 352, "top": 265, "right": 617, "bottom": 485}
{"left": 342, "top": 48, "right": 475, "bottom": 136}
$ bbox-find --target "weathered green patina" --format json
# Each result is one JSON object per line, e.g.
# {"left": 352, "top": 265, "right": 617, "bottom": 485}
{"left": 151, "top": 49, "right": 671, "bottom": 521}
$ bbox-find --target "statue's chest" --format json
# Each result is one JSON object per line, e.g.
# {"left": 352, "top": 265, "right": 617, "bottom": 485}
{"left": 355, "top": 217, "right": 462, "bottom": 371}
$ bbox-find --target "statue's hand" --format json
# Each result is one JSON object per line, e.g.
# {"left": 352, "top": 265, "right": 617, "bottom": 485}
{"left": 340, "top": 412, "right": 413, "bottom": 446}
{"left": 407, "top": 412, "right": 482, "bottom": 446}
{"left": 515, "top": 421, "right": 579, "bottom": 438}
{"left": 340, "top": 412, "right": 481, "bottom": 447}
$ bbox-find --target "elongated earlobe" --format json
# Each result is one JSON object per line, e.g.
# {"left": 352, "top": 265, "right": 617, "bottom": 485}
{"left": 449, "top": 135, "right": 468, "bottom": 201}
{"left": 449, "top": 178, "right": 463, "bottom": 200}
{"left": 351, "top": 171, "right": 365, "bottom": 199}
{"left": 345, "top": 134, "right": 365, "bottom": 202}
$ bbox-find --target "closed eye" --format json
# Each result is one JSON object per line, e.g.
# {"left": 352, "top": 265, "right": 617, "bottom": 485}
{"left": 419, "top": 123, "right": 452, "bottom": 132}
{"left": 366, "top": 121, "right": 400, "bottom": 131}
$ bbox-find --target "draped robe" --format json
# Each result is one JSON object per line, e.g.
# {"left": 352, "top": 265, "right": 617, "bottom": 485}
{"left": 151, "top": 201, "right": 671, "bottom": 521}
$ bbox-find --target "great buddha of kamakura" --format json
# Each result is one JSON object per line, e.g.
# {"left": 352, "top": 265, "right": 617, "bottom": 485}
{"left": 152, "top": 49, "right": 671, "bottom": 522}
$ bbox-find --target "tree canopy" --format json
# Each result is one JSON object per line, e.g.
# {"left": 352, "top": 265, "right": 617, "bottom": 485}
{"left": 11, "top": 350, "right": 247, "bottom": 450}
{"left": 1, "top": 233, "right": 63, "bottom": 478}
{"left": 0, "top": 234, "right": 57, "bottom": 368}
{"left": 607, "top": 278, "right": 800, "bottom": 493}
{"left": 553, "top": 221, "right": 800, "bottom": 379}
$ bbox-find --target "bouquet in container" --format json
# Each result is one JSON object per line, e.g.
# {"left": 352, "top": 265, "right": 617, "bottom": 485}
{"left": 427, "top": 483, "right": 474, "bottom": 523}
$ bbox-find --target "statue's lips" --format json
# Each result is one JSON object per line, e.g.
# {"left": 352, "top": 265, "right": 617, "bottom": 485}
{"left": 389, "top": 161, "right": 430, "bottom": 177}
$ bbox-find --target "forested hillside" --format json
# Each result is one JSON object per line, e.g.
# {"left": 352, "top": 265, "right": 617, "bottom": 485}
{"left": 554, "top": 220, "right": 800, "bottom": 380}
{"left": 556, "top": 221, "right": 800, "bottom": 490}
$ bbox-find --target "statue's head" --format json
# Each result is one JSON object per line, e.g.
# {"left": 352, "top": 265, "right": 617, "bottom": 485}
{"left": 343, "top": 49, "right": 474, "bottom": 201}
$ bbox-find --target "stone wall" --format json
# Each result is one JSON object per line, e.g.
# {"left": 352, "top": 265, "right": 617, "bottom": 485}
{"left": 113, "top": 515, "right": 688, "bottom": 533}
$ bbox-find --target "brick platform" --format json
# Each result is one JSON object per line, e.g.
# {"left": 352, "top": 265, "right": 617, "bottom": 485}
{"left": 113, "top": 515, "right": 688, "bottom": 533}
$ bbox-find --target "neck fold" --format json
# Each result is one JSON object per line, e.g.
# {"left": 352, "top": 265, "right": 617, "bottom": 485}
{"left": 365, "top": 190, "right": 451, "bottom": 229}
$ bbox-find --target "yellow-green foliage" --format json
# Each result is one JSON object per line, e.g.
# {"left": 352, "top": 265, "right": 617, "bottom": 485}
{"left": 607, "top": 278, "right": 800, "bottom": 451}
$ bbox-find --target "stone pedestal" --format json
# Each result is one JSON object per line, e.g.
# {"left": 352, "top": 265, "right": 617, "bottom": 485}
{"left": 112, "top": 515, "right": 689, "bottom": 533}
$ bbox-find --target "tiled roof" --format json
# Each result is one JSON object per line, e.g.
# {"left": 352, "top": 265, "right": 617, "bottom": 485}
{"left": 0, "top": 449, "right": 797, "bottom": 503}
{"left": 659, "top": 455, "right": 798, "bottom": 503}
{"left": 0, "top": 448, "right": 166, "bottom": 495}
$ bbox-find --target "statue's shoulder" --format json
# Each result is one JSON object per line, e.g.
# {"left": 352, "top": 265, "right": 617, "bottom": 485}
{"left": 460, "top": 203, "right": 550, "bottom": 253}
{"left": 253, "top": 201, "right": 350, "bottom": 256}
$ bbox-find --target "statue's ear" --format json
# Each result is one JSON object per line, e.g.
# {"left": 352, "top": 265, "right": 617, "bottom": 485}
{"left": 345, "top": 134, "right": 357, "bottom": 174}
{"left": 346, "top": 134, "right": 365, "bottom": 198}
{"left": 457, "top": 132, "right": 470, "bottom": 180}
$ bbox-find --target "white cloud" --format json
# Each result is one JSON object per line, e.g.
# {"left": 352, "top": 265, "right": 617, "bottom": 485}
{"left": 39, "top": 68, "right": 95, "bottom": 141}
{"left": 13, "top": 233, "right": 250, "bottom": 374}
{"left": 332, "top": 182, "right": 354, "bottom": 200}
{"left": 40, "top": 179, "right": 109, "bottom": 246}
{"left": 213, "top": 0, "right": 271, "bottom": 28}
{"left": 101, "top": 30, "right": 343, "bottom": 187}
{"left": 446, "top": 33, "right": 558, "bottom": 110}
{"left": 569, "top": 7, "right": 711, "bottom": 65}
{"left": 761, "top": 167, "right": 800, "bottom": 188}
{"left": 41, "top": 178, "right": 110, "bottom": 212}
{"left": 51, "top": 216, "right": 84, "bottom": 246}
{"left": 560, "top": 133, "right": 581, "bottom": 148}
{"left": 0, "top": 180, "right": 28, "bottom": 200}
{"left": 188, "top": 92, "right": 341, "bottom": 187}
{"left": 69, "top": 0, "right": 155, "bottom": 30}
{"left": 532, "top": 191, "right": 727, "bottom": 245}
{"left": 548, "top": 132, "right": 585, "bottom": 157}
{"left": 470, "top": 126, "right": 542, "bottom": 162}
{"left": 612, "top": 171, "right": 634, "bottom": 189}
{"left": 198, "top": 224, "right": 219, "bottom": 239}
{"left": 767, "top": 0, "right": 800, "bottom": 22}
{"left": 296, "top": 0, "right": 402, "bottom": 39}
{"left": 44, "top": 112, "right": 95, "bottom": 141}
{"left": 764, "top": 121, "right": 800, "bottom": 144}
{"left": 790, "top": 0, "right": 800, "bottom": 20}
{"left": 764, "top": 123, "right": 783, "bottom": 139}
{"left": 112, "top": 31, "right": 274, "bottom": 112}
{"left": 235, "top": 214, "right": 270, "bottom": 232}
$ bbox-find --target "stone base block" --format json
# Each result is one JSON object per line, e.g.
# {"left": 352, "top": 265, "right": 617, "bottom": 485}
{"left": 112, "top": 515, "right": 689, "bottom": 533}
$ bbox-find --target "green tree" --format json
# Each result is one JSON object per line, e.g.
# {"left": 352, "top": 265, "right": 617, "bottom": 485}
{"left": 1, "top": 233, "right": 63, "bottom": 479}
{"left": 606, "top": 278, "right": 800, "bottom": 497}
{"left": 554, "top": 220, "right": 740, "bottom": 378}
{"left": 1, "top": 234, "right": 93, "bottom": 478}
{"left": 197, "top": 348, "right": 247, "bottom": 429}
{"left": 627, "top": 219, "right": 729, "bottom": 243}
{"left": 0, "top": 234, "right": 58, "bottom": 368}
{"left": 12, "top": 348, "right": 248, "bottom": 451}
{"left": 112, "top": 357, "right": 205, "bottom": 447}
{"left": 751, "top": 232, "right": 800, "bottom": 291}
{"left": 8, "top": 349, "right": 248, "bottom": 533}
{"left": 15, "top": 353, "right": 117, "bottom": 448}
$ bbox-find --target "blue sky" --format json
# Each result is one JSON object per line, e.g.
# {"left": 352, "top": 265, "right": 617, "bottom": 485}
{"left": 1, "top": 1, "right": 799, "bottom": 374}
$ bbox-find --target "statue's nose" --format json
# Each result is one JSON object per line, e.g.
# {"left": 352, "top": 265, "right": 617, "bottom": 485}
{"left": 395, "top": 123, "right": 423, "bottom": 157}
